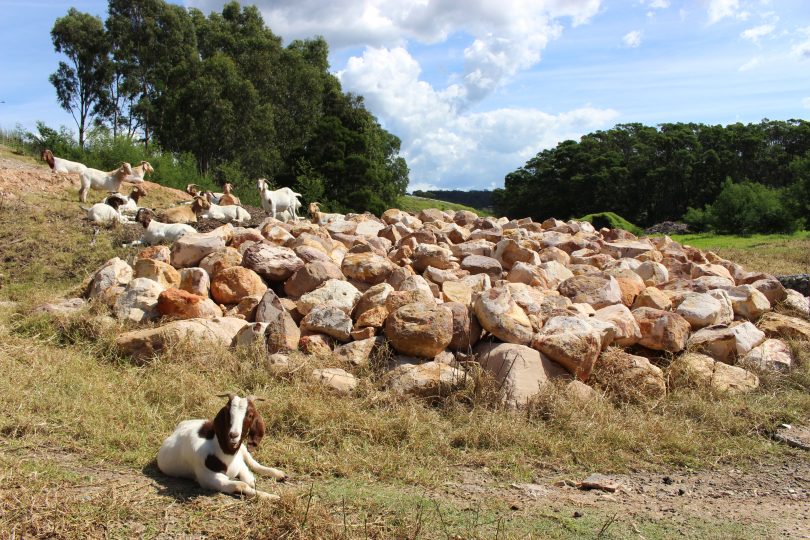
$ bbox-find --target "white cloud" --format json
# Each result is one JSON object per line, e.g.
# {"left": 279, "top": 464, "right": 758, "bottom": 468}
{"left": 738, "top": 56, "right": 761, "bottom": 71}
{"left": 740, "top": 24, "right": 775, "bottom": 44}
{"left": 338, "top": 47, "right": 618, "bottom": 190}
{"left": 794, "top": 28, "right": 810, "bottom": 59}
{"left": 622, "top": 30, "right": 643, "bottom": 48}
{"left": 802, "top": 97, "right": 810, "bottom": 109}
{"left": 707, "top": 0, "right": 741, "bottom": 24}
{"left": 646, "top": 0, "right": 670, "bottom": 8}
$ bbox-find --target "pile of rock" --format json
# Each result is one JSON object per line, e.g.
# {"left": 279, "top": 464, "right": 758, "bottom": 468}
{"left": 78, "top": 207, "right": 810, "bottom": 406}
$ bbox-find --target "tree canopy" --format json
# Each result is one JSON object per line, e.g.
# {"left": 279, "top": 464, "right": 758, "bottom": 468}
{"left": 49, "top": 0, "right": 408, "bottom": 212}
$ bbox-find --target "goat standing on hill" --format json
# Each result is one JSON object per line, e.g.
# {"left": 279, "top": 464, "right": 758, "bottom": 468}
{"left": 41, "top": 149, "right": 87, "bottom": 175}
{"left": 78, "top": 162, "right": 134, "bottom": 203}
{"left": 129, "top": 161, "right": 154, "bottom": 182}
{"left": 157, "top": 394, "right": 286, "bottom": 500}
{"left": 257, "top": 179, "right": 301, "bottom": 221}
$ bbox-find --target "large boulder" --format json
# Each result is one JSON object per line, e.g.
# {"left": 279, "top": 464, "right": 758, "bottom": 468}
{"left": 474, "top": 286, "right": 533, "bottom": 345}
{"left": 461, "top": 255, "right": 503, "bottom": 281}
{"left": 493, "top": 239, "right": 539, "bottom": 270}
{"left": 634, "top": 261, "right": 669, "bottom": 287}
{"left": 311, "top": 368, "right": 358, "bottom": 395}
{"left": 674, "top": 292, "right": 724, "bottom": 330}
{"left": 179, "top": 267, "right": 210, "bottom": 297}
{"left": 632, "top": 308, "right": 691, "bottom": 352}
{"left": 442, "top": 280, "right": 473, "bottom": 306}
{"left": 255, "top": 289, "right": 301, "bottom": 353}
{"left": 412, "top": 244, "right": 455, "bottom": 272}
{"left": 385, "top": 361, "right": 467, "bottom": 398}
{"left": 632, "top": 286, "right": 672, "bottom": 311}
{"left": 687, "top": 322, "right": 766, "bottom": 364}
{"left": 87, "top": 257, "right": 132, "bottom": 299}
{"left": 300, "top": 305, "right": 353, "bottom": 341}
{"left": 444, "top": 301, "right": 482, "bottom": 351}
{"left": 210, "top": 266, "right": 267, "bottom": 305}
{"left": 283, "top": 261, "right": 344, "bottom": 298}
{"left": 133, "top": 258, "right": 180, "bottom": 289}
{"left": 727, "top": 285, "right": 771, "bottom": 320}
{"left": 594, "top": 304, "right": 641, "bottom": 347}
{"left": 592, "top": 349, "right": 666, "bottom": 403}
{"left": 341, "top": 252, "right": 394, "bottom": 284}
{"left": 758, "top": 312, "right": 810, "bottom": 341}
{"left": 333, "top": 336, "right": 383, "bottom": 367}
{"left": 669, "top": 353, "right": 759, "bottom": 394}
{"left": 116, "top": 316, "right": 248, "bottom": 364}
{"left": 741, "top": 338, "right": 793, "bottom": 372}
{"left": 385, "top": 302, "right": 453, "bottom": 358}
{"left": 783, "top": 289, "right": 810, "bottom": 315}
{"left": 113, "top": 277, "right": 164, "bottom": 322}
{"left": 232, "top": 322, "right": 268, "bottom": 348}
{"left": 474, "top": 342, "right": 569, "bottom": 408}
{"left": 531, "top": 316, "right": 602, "bottom": 380}
{"left": 170, "top": 227, "right": 231, "bottom": 268}
{"left": 558, "top": 275, "right": 622, "bottom": 309}
{"left": 157, "top": 288, "right": 222, "bottom": 319}
{"left": 354, "top": 283, "right": 394, "bottom": 318}
{"left": 241, "top": 243, "right": 304, "bottom": 282}
{"left": 199, "top": 248, "right": 243, "bottom": 280}
{"left": 297, "top": 279, "right": 361, "bottom": 315}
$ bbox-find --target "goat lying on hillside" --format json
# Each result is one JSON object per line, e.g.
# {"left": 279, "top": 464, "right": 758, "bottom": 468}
{"left": 129, "top": 160, "right": 154, "bottom": 182}
{"left": 196, "top": 196, "right": 251, "bottom": 225}
{"left": 157, "top": 394, "right": 286, "bottom": 500}
{"left": 186, "top": 183, "right": 225, "bottom": 204}
{"left": 257, "top": 179, "right": 301, "bottom": 221}
{"left": 104, "top": 185, "right": 147, "bottom": 217}
{"left": 78, "top": 162, "right": 134, "bottom": 203}
{"left": 218, "top": 183, "right": 241, "bottom": 206}
{"left": 158, "top": 197, "right": 208, "bottom": 224}
{"left": 81, "top": 196, "right": 129, "bottom": 226}
{"left": 41, "top": 149, "right": 88, "bottom": 175}
{"left": 126, "top": 208, "right": 196, "bottom": 247}
{"left": 308, "top": 201, "right": 344, "bottom": 225}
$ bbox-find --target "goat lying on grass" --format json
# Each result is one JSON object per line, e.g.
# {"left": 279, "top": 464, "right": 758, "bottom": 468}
{"left": 78, "top": 162, "right": 134, "bottom": 203}
{"left": 157, "top": 394, "right": 286, "bottom": 500}
{"left": 186, "top": 183, "right": 224, "bottom": 204}
{"left": 81, "top": 196, "right": 129, "bottom": 226}
{"left": 158, "top": 197, "right": 208, "bottom": 224}
{"left": 104, "top": 185, "right": 147, "bottom": 217}
{"left": 41, "top": 149, "right": 87, "bottom": 175}
{"left": 126, "top": 208, "right": 196, "bottom": 247}
{"left": 196, "top": 196, "right": 251, "bottom": 225}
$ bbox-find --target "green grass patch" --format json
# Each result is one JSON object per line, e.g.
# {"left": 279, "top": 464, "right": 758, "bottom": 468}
{"left": 398, "top": 194, "right": 491, "bottom": 216}
{"left": 576, "top": 211, "right": 644, "bottom": 236}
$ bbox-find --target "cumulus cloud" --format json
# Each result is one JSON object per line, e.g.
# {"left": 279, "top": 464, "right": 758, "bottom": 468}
{"left": 740, "top": 24, "right": 775, "bottom": 44}
{"left": 707, "top": 0, "right": 742, "bottom": 24}
{"left": 338, "top": 46, "right": 618, "bottom": 189}
{"left": 645, "top": 0, "right": 670, "bottom": 9}
{"left": 738, "top": 56, "right": 761, "bottom": 71}
{"left": 622, "top": 30, "right": 643, "bottom": 48}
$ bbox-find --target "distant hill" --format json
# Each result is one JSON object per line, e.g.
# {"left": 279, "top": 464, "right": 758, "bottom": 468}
{"left": 398, "top": 195, "right": 491, "bottom": 216}
{"left": 410, "top": 190, "right": 493, "bottom": 212}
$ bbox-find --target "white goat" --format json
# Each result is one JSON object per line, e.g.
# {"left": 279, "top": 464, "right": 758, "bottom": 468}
{"left": 308, "top": 201, "right": 344, "bottom": 225}
{"left": 41, "top": 149, "right": 87, "bottom": 175}
{"left": 104, "top": 185, "right": 147, "bottom": 217}
{"left": 157, "top": 394, "right": 286, "bottom": 500}
{"left": 127, "top": 208, "right": 196, "bottom": 247}
{"left": 196, "top": 196, "right": 251, "bottom": 225}
{"left": 257, "top": 179, "right": 302, "bottom": 221}
{"left": 128, "top": 160, "right": 154, "bottom": 182}
{"left": 78, "top": 162, "right": 134, "bottom": 203}
{"left": 186, "top": 183, "right": 225, "bottom": 204}
{"left": 218, "top": 183, "right": 241, "bottom": 206}
{"left": 81, "top": 197, "right": 129, "bottom": 226}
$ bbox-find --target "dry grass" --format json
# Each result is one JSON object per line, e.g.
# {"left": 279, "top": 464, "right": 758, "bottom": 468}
{"left": 0, "top": 175, "right": 808, "bottom": 537}
{"left": 671, "top": 232, "right": 810, "bottom": 275}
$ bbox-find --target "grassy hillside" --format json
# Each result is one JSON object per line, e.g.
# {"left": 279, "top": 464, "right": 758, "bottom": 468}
{"left": 398, "top": 194, "right": 492, "bottom": 216}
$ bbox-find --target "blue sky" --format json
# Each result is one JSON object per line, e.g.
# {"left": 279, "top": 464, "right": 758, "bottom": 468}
{"left": 1, "top": 0, "right": 809, "bottom": 191}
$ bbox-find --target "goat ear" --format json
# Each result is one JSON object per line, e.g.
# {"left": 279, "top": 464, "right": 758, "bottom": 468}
{"left": 247, "top": 408, "right": 266, "bottom": 451}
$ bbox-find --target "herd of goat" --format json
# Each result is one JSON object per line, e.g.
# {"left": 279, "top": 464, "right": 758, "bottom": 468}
{"left": 42, "top": 149, "right": 296, "bottom": 497}
{"left": 42, "top": 149, "right": 311, "bottom": 248}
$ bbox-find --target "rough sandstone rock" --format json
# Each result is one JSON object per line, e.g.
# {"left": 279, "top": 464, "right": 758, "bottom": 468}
{"left": 116, "top": 316, "right": 248, "bottom": 364}
{"left": 669, "top": 353, "right": 759, "bottom": 394}
{"left": 385, "top": 361, "right": 467, "bottom": 398}
{"left": 741, "top": 338, "right": 793, "bottom": 372}
{"left": 300, "top": 305, "right": 353, "bottom": 341}
{"left": 757, "top": 312, "right": 810, "bottom": 341}
{"left": 157, "top": 288, "right": 222, "bottom": 319}
{"left": 133, "top": 258, "right": 181, "bottom": 289}
{"left": 255, "top": 289, "right": 301, "bottom": 353}
{"left": 687, "top": 322, "right": 766, "bottom": 364}
{"left": 136, "top": 245, "right": 171, "bottom": 263}
{"left": 474, "top": 286, "right": 534, "bottom": 346}
{"left": 283, "top": 261, "right": 344, "bottom": 298}
{"left": 632, "top": 286, "right": 672, "bottom": 311}
{"left": 311, "top": 368, "right": 358, "bottom": 395}
{"left": 632, "top": 307, "right": 691, "bottom": 352}
{"left": 232, "top": 322, "right": 269, "bottom": 348}
{"left": 170, "top": 227, "right": 231, "bottom": 268}
{"left": 444, "top": 301, "right": 482, "bottom": 351}
{"left": 199, "top": 247, "right": 243, "bottom": 280}
{"left": 531, "top": 316, "right": 602, "bottom": 380}
{"left": 594, "top": 304, "right": 641, "bottom": 347}
{"left": 474, "top": 342, "right": 569, "bottom": 408}
{"left": 87, "top": 257, "right": 132, "bottom": 299}
{"left": 592, "top": 349, "right": 666, "bottom": 403}
{"left": 558, "top": 275, "right": 622, "bottom": 309}
{"left": 297, "top": 279, "right": 361, "bottom": 316}
{"left": 461, "top": 255, "right": 503, "bottom": 281}
{"left": 674, "top": 292, "right": 724, "bottom": 330}
{"left": 341, "top": 252, "right": 395, "bottom": 284}
{"left": 333, "top": 337, "right": 383, "bottom": 367}
{"left": 210, "top": 266, "right": 267, "bottom": 304}
{"left": 727, "top": 285, "right": 771, "bottom": 320}
{"left": 384, "top": 302, "right": 453, "bottom": 358}
{"left": 113, "top": 277, "right": 164, "bottom": 322}
{"left": 179, "top": 267, "right": 210, "bottom": 297}
{"left": 241, "top": 243, "right": 304, "bottom": 282}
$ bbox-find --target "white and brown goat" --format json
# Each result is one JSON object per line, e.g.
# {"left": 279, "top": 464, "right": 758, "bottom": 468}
{"left": 78, "top": 162, "right": 135, "bottom": 203}
{"left": 41, "top": 149, "right": 88, "bottom": 175}
{"left": 129, "top": 160, "right": 154, "bottom": 182}
{"left": 104, "top": 185, "right": 147, "bottom": 217}
{"left": 157, "top": 394, "right": 286, "bottom": 500}
{"left": 126, "top": 208, "right": 196, "bottom": 246}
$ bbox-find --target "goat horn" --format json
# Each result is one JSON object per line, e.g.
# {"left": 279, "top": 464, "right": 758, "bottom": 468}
{"left": 216, "top": 393, "right": 235, "bottom": 399}
{"left": 248, "top": 395, "right": 266, "bottom": 402}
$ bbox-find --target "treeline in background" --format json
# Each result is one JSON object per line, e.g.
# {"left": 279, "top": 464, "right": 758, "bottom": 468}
{"left": 29, "top": 0, "right": 409, "bottom": 212}
{"left": 493, "top": 120, "right": 810, "bottom": 234}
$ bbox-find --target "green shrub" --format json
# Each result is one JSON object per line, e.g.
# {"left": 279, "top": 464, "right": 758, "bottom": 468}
{"left": 684, "top": 180, "right": 801, "bottom": 235}
{"left": 576, "top": 211, "right": 644, "bottom": 236}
